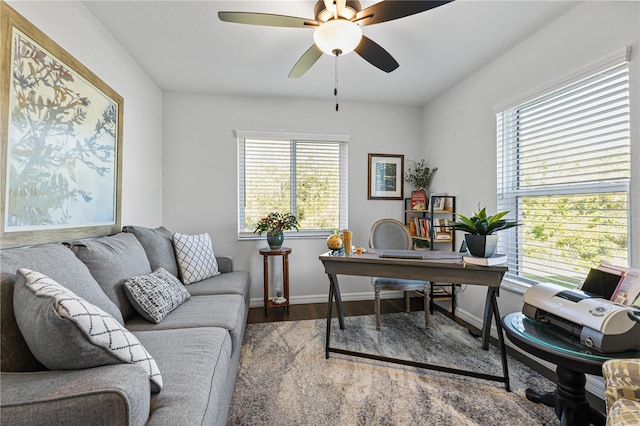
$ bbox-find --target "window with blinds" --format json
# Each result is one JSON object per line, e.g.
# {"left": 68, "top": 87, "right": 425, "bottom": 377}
{"left": 496, "top": 60, "right": 630, "bottom": 287}
{"left": 237, "top": 132, "right": 348, "bottom": 238}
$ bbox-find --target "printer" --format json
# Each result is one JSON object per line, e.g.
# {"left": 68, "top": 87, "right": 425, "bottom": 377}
{"left": 522, "top": 282, "right": 640, "bottom": 353}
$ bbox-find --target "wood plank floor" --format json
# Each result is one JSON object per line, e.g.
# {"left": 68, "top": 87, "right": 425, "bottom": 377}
{"left": 248, "top": 297, "right": 455, "bottom": 325}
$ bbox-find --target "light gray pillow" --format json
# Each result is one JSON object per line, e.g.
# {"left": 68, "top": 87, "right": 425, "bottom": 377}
{"left": 122, "top": 226, "right": 180, "bottom": 277}
{"left": 123, "top": 268, "right": 191, "bottom": 323}
{"left": 172, "top": 232, "right": 220, "bottom": 285}
{"left": 14, "top": 268, "right": 163, "bottom": 393}
{"left": 71, "top": 233, "right": 152, "bottom": 320}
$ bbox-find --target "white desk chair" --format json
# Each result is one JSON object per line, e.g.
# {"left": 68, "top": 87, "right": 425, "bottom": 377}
{"left": 369, "top": 218, "right": 429, "bottom": 331}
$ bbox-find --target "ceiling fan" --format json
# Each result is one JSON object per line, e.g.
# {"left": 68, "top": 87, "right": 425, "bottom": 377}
{"left": 218, "top": 1, "right": 453, "bottom": 79}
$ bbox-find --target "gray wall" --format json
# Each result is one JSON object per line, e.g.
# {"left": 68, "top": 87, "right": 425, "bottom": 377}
{"left": 162, "top": 93, "right": 424, "bottom": 305}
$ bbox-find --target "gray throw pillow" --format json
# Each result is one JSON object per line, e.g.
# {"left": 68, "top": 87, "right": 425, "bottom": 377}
{"left": 71, "top": 233, "right": 152, "bottom": 320}
{"left": 122, "top": 226, "right": 180, "bottom": 277}
{"left": 14, "top": 268, "right": 163, "bottom": 393}
{"left": 123, "top": 268, "right": 191, "bottom": 323}
{"left": 173, "top": 232, "right": 220, "bottom": 285}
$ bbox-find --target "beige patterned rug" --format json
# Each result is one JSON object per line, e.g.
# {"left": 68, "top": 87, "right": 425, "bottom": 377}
{"left": 227, "top": 311, "right": 559, "bottom": 426}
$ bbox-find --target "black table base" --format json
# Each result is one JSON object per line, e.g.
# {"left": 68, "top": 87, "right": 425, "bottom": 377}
{"left": 525, "top": 366, "right": 604, "bottom": 426}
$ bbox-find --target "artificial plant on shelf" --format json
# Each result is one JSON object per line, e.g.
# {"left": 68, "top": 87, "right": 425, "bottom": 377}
{"left": 254, "top": 212, "right": 300, "bottom": 249}
{"left": 405, "top": 159, "right": 437, "bottom": 210}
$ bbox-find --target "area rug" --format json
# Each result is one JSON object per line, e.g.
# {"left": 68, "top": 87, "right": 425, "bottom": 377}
{"left": 227, "top": 312, "right": 559, "bottom": 426}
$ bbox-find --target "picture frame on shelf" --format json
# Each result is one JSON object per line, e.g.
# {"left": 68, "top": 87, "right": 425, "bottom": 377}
{"left": 367, "top": 153, "right": 404, "bottom": 200}
{"left": 1, "top": 3, "right": 123, "bottom": 248}
{"left": 435, "top": 218, "right": 450, "bottom": 239}
{"left": 432, "top": 196, "right": 446, "bottom": 211}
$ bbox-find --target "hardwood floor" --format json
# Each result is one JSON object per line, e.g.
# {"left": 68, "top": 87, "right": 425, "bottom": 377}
{"left": 248, "top": 297, "right": 456, "bottom": 325}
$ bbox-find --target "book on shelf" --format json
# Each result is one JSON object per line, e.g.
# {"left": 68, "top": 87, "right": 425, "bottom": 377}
{"left": 412, "top": 217, "right": 430, "bottom": 238}
{"left": 463, "top": 254, "right": 507, "bottom": 266}
{"left": 411, "top": 191, "right": 427, "bottom": 210}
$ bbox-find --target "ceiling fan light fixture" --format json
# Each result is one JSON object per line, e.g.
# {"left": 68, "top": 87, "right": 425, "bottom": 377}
{"left": 313, "top": 19, "right": 362, "bottom": 56}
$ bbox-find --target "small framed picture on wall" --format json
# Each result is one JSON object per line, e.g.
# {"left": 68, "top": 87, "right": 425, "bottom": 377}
{"left": 367, "top": 153, "right": 404, "bottom": 200}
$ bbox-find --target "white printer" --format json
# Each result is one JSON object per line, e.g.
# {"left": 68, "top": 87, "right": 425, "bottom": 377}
{"left": 522, "top": 282, "right": 640, "bottom": 353}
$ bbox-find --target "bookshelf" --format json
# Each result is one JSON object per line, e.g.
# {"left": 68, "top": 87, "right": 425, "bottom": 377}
{"left": 404, "top": 195, "right": 458, "bottom": 316}
{"left": 404, "top": 195, "right": 456, "bottom": 251}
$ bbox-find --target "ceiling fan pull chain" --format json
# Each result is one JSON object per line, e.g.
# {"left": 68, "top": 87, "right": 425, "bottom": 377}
{"left": 334, "top": 53, "right": 339, "bottom": 112}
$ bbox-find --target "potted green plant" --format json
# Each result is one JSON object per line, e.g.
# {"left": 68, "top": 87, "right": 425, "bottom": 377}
{"left": 254, "top": 212, "right": 300, "bottom": 249}
{"left": 405, "top": 159, "right": 437, "bottom": 210}
{"left": 450, "top": 206, "right": 519, "bottom": 257}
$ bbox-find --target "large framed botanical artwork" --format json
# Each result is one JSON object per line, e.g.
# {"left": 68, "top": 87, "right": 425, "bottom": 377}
{"left": 0, "top": 2, "right": 123, "bottom": 248}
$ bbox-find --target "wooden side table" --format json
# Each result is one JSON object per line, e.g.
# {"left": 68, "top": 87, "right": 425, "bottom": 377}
{"left": 259, "top": 247, "right": 291, "bottom": 314}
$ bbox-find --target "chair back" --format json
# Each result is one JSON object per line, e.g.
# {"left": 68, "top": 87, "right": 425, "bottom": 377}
{"left": 369, "top": 219, "right": 412, "bottom": 250}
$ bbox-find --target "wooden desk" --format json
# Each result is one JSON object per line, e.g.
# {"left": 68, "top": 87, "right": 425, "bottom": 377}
{"left": 260, "top": 247, "right": 291, "bottom": 314}
{"left": 319, "top": 250, "right": 511, "bottom": 390}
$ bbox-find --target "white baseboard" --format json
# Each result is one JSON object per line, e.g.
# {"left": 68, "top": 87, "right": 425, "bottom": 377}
{"left": 249, "top": 290, "right": 405, "bottom": 308}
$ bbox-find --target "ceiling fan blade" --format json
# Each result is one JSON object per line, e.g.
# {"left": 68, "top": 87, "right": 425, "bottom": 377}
{"left": 218, "top": 11, "right": 317, "bottom": 28}
{"left": 355, "top": 1, "right": 453, "bottom": 26}
{"left": 354, "top": 36, "right": 399, "bottom": 73}
{"left": 289, "top": 44, "right": 323, "bottom": 78}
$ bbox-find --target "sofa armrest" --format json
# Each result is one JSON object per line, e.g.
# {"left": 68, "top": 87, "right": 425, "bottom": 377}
{"left": 603, "top": 358, "right": 640, "bottom": 410}
{"left": 1, "top": 365, "right": 150, "bottom": 426}
{"left": 216, "top": 255, "right": 234, "bottom": 273}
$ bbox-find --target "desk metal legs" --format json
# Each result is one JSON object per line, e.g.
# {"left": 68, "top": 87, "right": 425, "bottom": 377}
{"left": 325, "top": 273, "right": 511, "bottom": 391}
{"left": 325, "top": 274, "right": 345, "bottom": 359}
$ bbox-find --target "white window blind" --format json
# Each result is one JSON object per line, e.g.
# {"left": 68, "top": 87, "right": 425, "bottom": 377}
{"left": 497, "top": 61, "right": 630, "bottom": 287}
{"left": 237, "top": 132, "right": 348, "bottom": 238}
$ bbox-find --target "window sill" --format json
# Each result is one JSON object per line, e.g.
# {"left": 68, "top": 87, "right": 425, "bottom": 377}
{"left": 500, "top": 278, "right": 532, "bottom": 296}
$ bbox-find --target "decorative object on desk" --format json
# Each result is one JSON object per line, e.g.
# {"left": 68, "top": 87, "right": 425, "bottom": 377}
{"left": 254, "top": 212, "right": 299, "bottom": 249}
{"left": 405, "top": 159, "right": 437, "bottom": 210}
{"left": 367, "top": 153, "right": 404, "bottom": 200}
{"left": 463, "top": 254, "right": 507, "bottom": 266}
{"left": 450, "top": 205, "right": 519, "bottom": 258}
{"left": 326, "top": 230, "right": 343, "bottom": 254}
{"left": 342, "top": 229, "right": 353, "bottom": 255}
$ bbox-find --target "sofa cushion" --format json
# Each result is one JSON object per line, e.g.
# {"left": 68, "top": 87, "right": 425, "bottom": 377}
{"left": 172, "top": 232, "right": 220, "bottom": 285}
{"left": 123, "top": 225, "right": 180, "bottom": 277}
{"left": 134, "top": 327, "right": 231, "bottom": 425}
{"left": 126, "top": 294, "right": 246, "bottom": 355}
{"left": 14, "top": 269, "right": 163, "bottom": 393}
{"left": 71, "top": 233, "right": 152, "bottom": 320}
{"left": 183, "top": 270, "right": 251, "bottom": 297}
{"left": 0, "top": 243, "right": 124, "bottom": 372}
{"left": 123, "top": 268, "right": 191, "bottom": 323}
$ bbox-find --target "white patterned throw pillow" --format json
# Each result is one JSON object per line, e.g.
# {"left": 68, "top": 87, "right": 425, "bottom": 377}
{"left": 17, "top": 269, "right": 163, "bottom": 393}
{"left": 124, "top": 267, "right": 191, "bottom": 323}
{"left": 172, "top": 232, "right": 220, "bottom": 285}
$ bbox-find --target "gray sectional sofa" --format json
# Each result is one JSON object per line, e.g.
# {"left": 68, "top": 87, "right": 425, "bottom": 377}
{"left": 0, "top": 226, "right": 250, "bottom": 425}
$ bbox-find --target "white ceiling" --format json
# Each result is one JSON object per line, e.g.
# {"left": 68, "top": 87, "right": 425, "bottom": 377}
{"left": 83, "top": 0, "right": 579, "bottom": 106}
